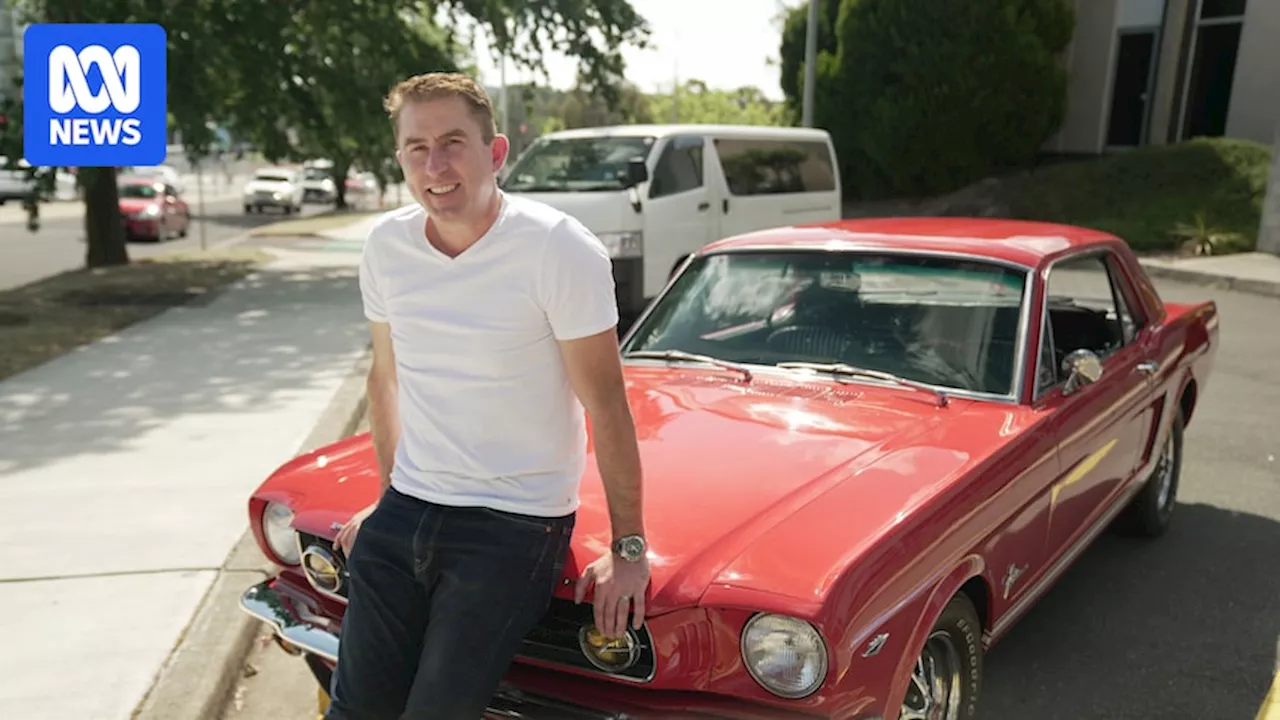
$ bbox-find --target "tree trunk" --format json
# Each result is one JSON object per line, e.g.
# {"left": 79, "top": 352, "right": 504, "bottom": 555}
{"left": 82, "top": 167, "right": 130, "bottom": 267}
{"left": 332, "top": 161, "right": 350, "bottom": 209}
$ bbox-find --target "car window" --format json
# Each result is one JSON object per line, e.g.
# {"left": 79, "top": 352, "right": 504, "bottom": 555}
{"left": 1035, "top": 251, "right": 1139, "bottom": 395}
{"left": 623, "top": 250, "right": 1027, "bottom": 397}
{"left": 712, "top": 137, "right": 836, "bottom": 196}
{"left": 501, "top": 136, "right": 655, "bottom": 192}
{"left": 648, "top": 136, "right": 704, "bottom": 199}
{"left": 118, "top": 183, "right": 158, "bottom": 199}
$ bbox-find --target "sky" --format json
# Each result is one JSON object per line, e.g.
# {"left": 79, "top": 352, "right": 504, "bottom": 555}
{"left": 466, "top": 0, "right": 800, "bottom": 101}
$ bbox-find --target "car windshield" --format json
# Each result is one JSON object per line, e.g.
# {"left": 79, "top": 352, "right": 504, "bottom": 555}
{"left": 622, "top": 250, "right": 1028, "bottom": 397}
{"left": 304, "top": 168, "right": 328, "bottom": 180}
{"left": 502, "top": 136, "right": 654, "bottom": 192}
{"left": 255, "top": 173, "right": 291, "bottom": 182}
{"left": 118, "top": 183, "right": 159, "bottom": 198}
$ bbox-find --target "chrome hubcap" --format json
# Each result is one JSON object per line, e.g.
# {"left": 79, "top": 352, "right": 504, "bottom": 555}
{"left": 900, "top": 630, "right": 964, "bottom": 720}
{"left": 1154, "top": 432, "right": 1176, "bottom": 511}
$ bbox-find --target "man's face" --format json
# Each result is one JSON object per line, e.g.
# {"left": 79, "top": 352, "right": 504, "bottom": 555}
{"left": 394, "top": 96, "right": 508, "bottom": 224}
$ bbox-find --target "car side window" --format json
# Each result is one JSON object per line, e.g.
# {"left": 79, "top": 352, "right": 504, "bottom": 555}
{"left": 1036, "top": 251, "right": 1138, "bottom": 395}
{"left": 712, "top": 137, "right": 837, "bottom": 196}
{"left": 648, "top": 136, "right": 704, "bottom": 199}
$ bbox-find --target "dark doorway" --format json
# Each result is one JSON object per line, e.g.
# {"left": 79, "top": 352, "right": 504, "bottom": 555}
{"left": 1107, "top": 30, "right": 1158, "bottom": 146}
{"left": 1180, "top": 21, "right": 1243, "bottom": 139}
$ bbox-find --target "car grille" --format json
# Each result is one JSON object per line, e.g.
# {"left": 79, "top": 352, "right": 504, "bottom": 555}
{"left": 294, "top": 532, "right": 657, "bottom": 681}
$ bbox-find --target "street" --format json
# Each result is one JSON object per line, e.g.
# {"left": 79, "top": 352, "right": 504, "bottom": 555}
{"left": 0, "top": 197, "right": 330, "bottom": 292}
{"left": 219, "top": 272, "right": 1280, "bottom": 720}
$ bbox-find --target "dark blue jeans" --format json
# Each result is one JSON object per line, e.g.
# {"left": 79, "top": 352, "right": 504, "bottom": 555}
{"left": 325, "top": 486, "right": 575, "bottom": 720}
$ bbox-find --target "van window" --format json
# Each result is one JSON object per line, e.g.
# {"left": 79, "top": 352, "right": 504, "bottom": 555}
{"left": 713, "top": 137, "right": 836, "bottom": 196}
{"left": 502, "top": 136, "right": 655, "bottom": 192}
{"left": 649, "top": 136, "right": 704, "bottom": 199}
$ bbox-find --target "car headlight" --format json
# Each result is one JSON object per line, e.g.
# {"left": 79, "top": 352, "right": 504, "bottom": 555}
{"left": 741, "top": 613, "right": 828, "bottom": 698}
{"left": 262, "top": 501, "right": 300, "bottom": 565}
{"left": 578, "top": 624, "right": 641, "bottom": 673}
{"left": 597, "top": 231, "right": 643, "bottom": 259}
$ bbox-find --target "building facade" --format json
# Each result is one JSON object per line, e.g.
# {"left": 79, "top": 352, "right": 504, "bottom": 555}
{"left": 1049, "top": 0, "right": 1278, "bottom": 154}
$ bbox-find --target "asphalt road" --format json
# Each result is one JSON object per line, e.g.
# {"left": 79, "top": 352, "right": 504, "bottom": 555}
{"left": 0, "top": 198, "right": 330, "bottom": 292}
{"left": 219, "top": 274, "right": 1280, "bottom": 720}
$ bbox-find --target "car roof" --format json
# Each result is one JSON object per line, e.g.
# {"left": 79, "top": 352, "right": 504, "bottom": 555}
{"left": 117, "top": 175, "right": 163, "bottom": 185}
{"left": 700, "top": 217, "right": 1120, "bottom": 269}
{"left": 538, "top": 123, "right": 832, "bottom": 142}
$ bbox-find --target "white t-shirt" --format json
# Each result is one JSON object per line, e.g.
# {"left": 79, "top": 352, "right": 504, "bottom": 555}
{"left": 358, "top": 193, "right": 619, "bottom": 517}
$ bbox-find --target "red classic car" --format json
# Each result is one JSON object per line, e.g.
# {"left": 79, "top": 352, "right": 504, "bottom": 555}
{"left": 117, "top": 176, "right": 190, "bottom": 241}
{"left": 240, "top": 217, "right": 1218, "bottom": 719}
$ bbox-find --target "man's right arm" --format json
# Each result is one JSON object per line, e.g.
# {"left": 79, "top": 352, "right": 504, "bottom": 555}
{"left": 366, "top": 320, "right": 400, "bottom": 491}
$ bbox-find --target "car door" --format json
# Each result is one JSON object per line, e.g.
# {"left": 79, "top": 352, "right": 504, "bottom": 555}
{"left": 1033, "top": 248, "right": 1158, "bottom": 558}
{"left": 641, "top": 135, "right": 718, "bottom": 297}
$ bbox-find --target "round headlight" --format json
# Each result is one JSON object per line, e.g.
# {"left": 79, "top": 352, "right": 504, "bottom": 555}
{"left": 578, "top": 624, "right": 641, "bottom": 673}
{"left": 741, "top": 614, "right": 828, "bottom": 698}
{"left": 262, "top": 501, "right": 300, "bottom": 565}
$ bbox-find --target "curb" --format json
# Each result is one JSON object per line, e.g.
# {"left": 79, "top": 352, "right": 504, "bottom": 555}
{"left": 1139, "top": 260, "right": 1280, "bottom": 299}
{"left": 131, "top": 344, "right": 372, "bottom": 720}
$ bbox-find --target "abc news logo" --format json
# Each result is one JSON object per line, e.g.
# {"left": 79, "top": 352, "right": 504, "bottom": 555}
{"left": 47, "top": 44, "right": 144, "bottom": 147}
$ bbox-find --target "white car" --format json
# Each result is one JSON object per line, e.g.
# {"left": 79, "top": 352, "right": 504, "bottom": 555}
{"left": 300, "top": 166, "right": 337, "bottom": 204}
{"left": 242, "top": 168, "right": 304, "bottom": 213}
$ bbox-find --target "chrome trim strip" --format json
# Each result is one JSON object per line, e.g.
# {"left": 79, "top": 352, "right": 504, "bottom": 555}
{"left": 240, "top": 580, "right": 340, "bottom": 662}
{"left": 984, "top": 475, "right": 1146, "bottom": 645}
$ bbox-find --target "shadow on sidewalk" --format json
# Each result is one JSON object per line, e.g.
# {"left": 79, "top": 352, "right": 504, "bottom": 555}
{"left": 0, "top": 261, "right": 367, "bottom": 477}
{"left": 981, "top": 502, "right": 1280, "bottom": 719}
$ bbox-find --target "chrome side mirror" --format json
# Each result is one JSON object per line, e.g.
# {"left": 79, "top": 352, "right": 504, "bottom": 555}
{"left": 1061, "top": 349, "right": 1103, "bottom": 395}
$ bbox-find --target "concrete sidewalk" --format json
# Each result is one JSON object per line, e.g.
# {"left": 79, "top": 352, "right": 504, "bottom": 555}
{"left": 0, "top": 241, "right": 372, "bottom": 718}
{"left": 1139, "top": 251, "right": 1280, "bottom": 299}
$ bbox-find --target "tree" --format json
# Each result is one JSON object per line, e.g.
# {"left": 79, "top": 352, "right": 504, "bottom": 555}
{"left": 12, "top": 0, "right": 651, "bottom": 267}
{"left": 777, "top": 0, "right": 841, "bottom": 124}
{"left": 808, "top": 0, "right": 1074, "bottom": 199}
{"left": 648, "top": 80, "right": 790, "bottom": 126}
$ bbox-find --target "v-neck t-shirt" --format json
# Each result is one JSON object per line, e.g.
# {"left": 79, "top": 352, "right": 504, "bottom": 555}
{"left": 357, "top": 192, "right": 619, "bottom": 517}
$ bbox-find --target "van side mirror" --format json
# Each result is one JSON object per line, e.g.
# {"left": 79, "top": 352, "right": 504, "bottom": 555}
{"left": 624, "top": 158, "right": 648, "bottom": 188}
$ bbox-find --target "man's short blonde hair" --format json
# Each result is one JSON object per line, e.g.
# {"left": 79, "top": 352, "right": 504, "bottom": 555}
{"left": 383, "top": 72, "right": 497, "bottom": 144}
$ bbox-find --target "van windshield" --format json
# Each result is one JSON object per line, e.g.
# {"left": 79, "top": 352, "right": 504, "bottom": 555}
{"left": 503, "top": 136, "right": 655, "bottom": 192}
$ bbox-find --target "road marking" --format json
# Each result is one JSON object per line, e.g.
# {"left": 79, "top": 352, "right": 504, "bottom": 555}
{"left": 1259, "top": 668, "right": 1280, "bottom": 720}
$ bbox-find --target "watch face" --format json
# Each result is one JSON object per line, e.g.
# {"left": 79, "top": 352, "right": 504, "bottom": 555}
{"left": 616, "top": 536, "right": 645, "bottom": 560}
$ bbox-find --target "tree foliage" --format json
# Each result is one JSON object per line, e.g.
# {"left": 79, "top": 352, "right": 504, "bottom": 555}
{"left": 7, "top": 0, "right": 650, "bottom": 267}
{"left": 780, "top": 0, "right": 1075, "bottom": 200}
{"left": 648, "top": 80, "right": 790, "bottom": 126}
{"left": 777, "top": 0, "right": 840, "bottom": 124}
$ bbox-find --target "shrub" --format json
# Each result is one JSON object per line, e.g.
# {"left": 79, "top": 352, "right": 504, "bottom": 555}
{"left": 816, "top": 0, "right": 1075, "bottom": 200}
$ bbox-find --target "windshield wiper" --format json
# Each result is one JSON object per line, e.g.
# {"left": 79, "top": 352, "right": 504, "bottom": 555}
{"left": 625, "top": 350, "right": 753, "bottom": 382}
{"left": 775, "top": 362, "right": 949, "bottom": 407}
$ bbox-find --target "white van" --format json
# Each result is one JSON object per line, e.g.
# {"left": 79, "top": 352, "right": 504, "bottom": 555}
{"left": 500, "top": 124, "right": 842, "bottom": 320}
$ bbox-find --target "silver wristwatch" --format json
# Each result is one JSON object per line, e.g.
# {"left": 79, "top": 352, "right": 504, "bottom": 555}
{"left": 612, "top": 534, "right": 646, "bottom": 562}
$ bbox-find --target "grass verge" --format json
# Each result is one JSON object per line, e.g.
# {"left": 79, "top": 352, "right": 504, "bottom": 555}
{"left": 248, "top": 209, "right": 382, "bottom": 238}
{"left": 0, "top": 246, "right": 273, "bottom": 383}
{"left": 997, "top": 137, "right": 1273, "bottom": 254}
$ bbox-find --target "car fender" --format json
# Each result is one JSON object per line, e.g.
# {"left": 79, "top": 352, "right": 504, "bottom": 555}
{"left": 881, "top": 555, "right": 987, "bottom": 715}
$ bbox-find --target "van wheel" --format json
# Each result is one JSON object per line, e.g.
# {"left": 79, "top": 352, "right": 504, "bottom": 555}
{"left": 899, "top": 594, "right": 982, "bottom": 720}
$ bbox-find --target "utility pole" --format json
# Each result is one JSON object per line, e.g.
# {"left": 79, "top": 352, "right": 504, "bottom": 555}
{"left": 802, "top": 0, "right": 818, "bottom": 127}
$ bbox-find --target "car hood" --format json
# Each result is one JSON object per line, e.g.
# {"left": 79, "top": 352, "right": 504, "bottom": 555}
{"left": 271, "top": 366, "right": 993, "bottom": 613}
{"left": 118, "top": 197, "right": 158, "bottom": 213}
{"left": 245, "top": 180, "right": 293, "bottom": 192}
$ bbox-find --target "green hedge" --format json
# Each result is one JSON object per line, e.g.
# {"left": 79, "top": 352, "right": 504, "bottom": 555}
{"left": 815, "top": 0, "right": 1075, "bottom": 200}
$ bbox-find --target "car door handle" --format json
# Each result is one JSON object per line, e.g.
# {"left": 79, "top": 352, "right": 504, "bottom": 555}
{"left": 697, "top": 201, "right": 709, "bottom": 211}
{"left": 1136, "top": 360, "right": 1160, "bottom": 376}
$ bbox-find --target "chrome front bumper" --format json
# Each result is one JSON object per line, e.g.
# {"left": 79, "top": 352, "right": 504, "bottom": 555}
{"left": 239, "top": 580, "right": 634, "bottom": 719}
{"left": 239, "top": 580, "right": 340, "bottom": 662}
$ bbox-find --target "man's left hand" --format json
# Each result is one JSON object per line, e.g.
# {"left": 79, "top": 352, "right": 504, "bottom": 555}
{"left": 574, "top": 551, "right": 651, "bottom": 639}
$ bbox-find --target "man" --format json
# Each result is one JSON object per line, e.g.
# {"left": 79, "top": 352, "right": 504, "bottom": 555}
{"left": 326, "top": 72, "right": 649, "bottom": 720}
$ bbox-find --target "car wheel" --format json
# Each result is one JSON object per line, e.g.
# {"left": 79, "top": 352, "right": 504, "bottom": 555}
{"left": 899, "top": 594, "right": 982, "bottom": 720}
{"left": 1117, "top": 410, "right": 1183, "bottom": 537}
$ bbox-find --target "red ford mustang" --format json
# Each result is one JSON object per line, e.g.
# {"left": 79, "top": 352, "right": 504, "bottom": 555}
{"left": 240, "top": 217, "right": 1218, "bottom": 719}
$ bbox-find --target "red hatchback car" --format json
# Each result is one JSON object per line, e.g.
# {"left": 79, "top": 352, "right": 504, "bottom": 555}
{"left": 117, "top": 176, "right": 189, "bottom": 241}
{"left": 240, "top": 217, "right": 1218, "bottom": 719}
